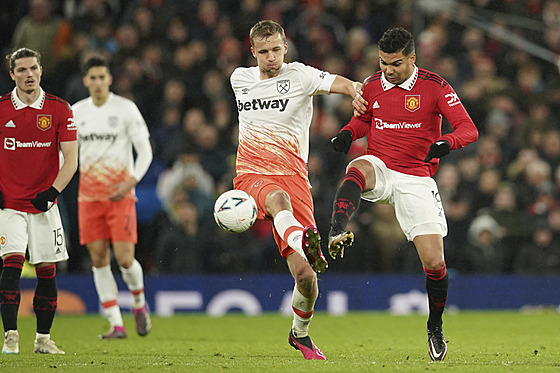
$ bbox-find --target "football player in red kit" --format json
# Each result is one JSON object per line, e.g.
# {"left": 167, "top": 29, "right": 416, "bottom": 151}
{"left": 0, "top": 48, "right": 78, "bottom": 354}
{"left": 328, "top": 27, "right": 478, "bottom": 361}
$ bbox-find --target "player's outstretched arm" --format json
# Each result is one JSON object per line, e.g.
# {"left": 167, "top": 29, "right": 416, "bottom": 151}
{"left": 330, "top": 76, "right": 368, "bottom": 116}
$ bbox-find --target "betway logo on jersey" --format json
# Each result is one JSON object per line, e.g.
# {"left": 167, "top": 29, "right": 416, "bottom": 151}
{"left": 374, "top": 118, "right": 422, "bottom": 130}
{"left": 79, "top": 133, "right": 118, "bottom": 143}
{"left": 237, "top": 99, "right": 289, "bottom": 112}
{"left": 4, "top": 137, "right": 52, "bottom": 151}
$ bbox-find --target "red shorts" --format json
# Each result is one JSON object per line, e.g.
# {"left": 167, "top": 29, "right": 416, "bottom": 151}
{"left": 78, "top": 198, "right": 138, "bottom": 245}
{"left": 233, "top": 173, "right": 315, "bottom": 258}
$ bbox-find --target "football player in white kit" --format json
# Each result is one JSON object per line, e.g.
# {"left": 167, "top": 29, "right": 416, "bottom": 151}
{"left": 231, "top": 20, "right": 366, "bottom": 360}
{"left": 72, "top": 56, "right": 153, "bottom": 339}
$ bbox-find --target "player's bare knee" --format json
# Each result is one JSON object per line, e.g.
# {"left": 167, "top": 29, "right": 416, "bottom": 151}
{"left": 266, "top": 189, "right": 292, "bottom": 215}
{"left": 348, "top": 159, "right": 375, "bottom": 188}
{"left": 424, "top": 258, "right": 445, "bottom": 270}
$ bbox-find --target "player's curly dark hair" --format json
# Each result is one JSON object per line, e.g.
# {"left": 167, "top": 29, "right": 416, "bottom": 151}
{"left": 6, "top": 48, "right": 41, "bottom": 73}
{"left": 378, "top": 27, "right": 415, "bottom": 56}
{"left": 249, "top": 20, "right": 286, "bottom": 48}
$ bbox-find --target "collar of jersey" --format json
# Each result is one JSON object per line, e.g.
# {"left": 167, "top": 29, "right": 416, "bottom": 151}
{"left": 11, "top": 86, "right": 45, "bottom": 110}
{"left": 381, "top": 65, "right": 418, "bottom": 92}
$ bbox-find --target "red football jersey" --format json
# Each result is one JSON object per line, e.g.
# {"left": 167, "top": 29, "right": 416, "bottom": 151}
{"left": 343, "top": 66, "right": 478, "bottom": 177}
{"left": 0, "top": 88, "right": 76, "bottom": 212}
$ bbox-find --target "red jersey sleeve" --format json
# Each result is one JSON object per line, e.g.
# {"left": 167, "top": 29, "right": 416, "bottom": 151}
{"left": 436, "top": 85, "right": 478, "bottom": 150}
{"left": 57, "top": 99, "right": 77, "bottom": 142}
{"left": 343, "top": 114, "right": 371, "bottom": 140}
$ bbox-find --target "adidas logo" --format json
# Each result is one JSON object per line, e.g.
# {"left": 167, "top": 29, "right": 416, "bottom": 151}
{"left": 55, "top": 247, "right": 61, "bottom": 254}
{"left": 372, "top": 101, "right": 380, "bottom": 109}
{"left": 5, "top": 120, "right": 15, "bottom": 128}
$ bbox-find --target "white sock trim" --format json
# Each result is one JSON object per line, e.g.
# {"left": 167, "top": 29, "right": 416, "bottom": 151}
{"left": 273, "top": 210, "right": 306, "bottom": 259}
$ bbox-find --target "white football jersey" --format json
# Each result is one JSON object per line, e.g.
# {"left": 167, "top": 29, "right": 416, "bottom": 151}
{"left": 72, "top": 92, "right": 150, "bottom": 201}
{"left": 231, "top": 62, "right": 336, "bottom": 180}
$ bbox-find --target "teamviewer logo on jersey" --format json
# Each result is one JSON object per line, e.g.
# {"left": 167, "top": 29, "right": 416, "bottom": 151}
{"left": 277, "top": 80, "right": 290, "bottom": 94}
{"left": 4, "top": 137, "right": 15, "bottom": 151}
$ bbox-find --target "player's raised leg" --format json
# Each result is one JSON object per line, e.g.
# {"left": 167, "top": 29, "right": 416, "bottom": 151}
{"left": 270, "top": 189, "right": 328, "bottom": 274}
{"left": 329, "top": 166, "right": 367, "bottom": 259}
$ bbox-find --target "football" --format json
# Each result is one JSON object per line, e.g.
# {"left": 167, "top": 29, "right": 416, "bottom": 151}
{"left": 213, "top": 189, "right": 258, "bottom": 233}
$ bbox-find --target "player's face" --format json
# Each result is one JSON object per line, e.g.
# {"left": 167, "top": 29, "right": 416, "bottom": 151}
{"left": 379, "top": 50, "right": 416, "bottom": 85}
{"left": 10, "top": 57, "right": 42, "bottom": 95}
{"left": 251, "top": 32, "right": 287, "bottom": 79}
{"left": 83, "top": 66, "right": 112, "bottom": 101}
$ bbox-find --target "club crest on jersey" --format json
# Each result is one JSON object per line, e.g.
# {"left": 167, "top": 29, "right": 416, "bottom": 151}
{"left": 405, "top": 95, "right": 420, "bottom": 112}
{"left": 277, "top": 80, "right": 290, "bottom": 94}
{"left": 108, "top": 116, "right": 118, "bottom": 128}
{"left": 37, "top": 115, "right": 51, "bottom": 131}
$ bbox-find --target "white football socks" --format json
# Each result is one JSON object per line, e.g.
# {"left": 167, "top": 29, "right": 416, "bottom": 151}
{"left": 92, "top": 265, "right": 124, "bottom": 327}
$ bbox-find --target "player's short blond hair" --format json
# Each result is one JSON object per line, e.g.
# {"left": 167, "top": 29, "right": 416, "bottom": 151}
{"left": 249, "top": 20, "right": 286, "bottom": 48}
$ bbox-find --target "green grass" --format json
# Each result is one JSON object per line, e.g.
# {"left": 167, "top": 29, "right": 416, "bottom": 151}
{"left": 1, "top": 311, "right": 559, "bottom": 372}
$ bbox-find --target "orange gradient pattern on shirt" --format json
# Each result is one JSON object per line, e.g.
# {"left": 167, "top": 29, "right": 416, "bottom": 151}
{"left": 236, "top": 126, "right": 308, "bottom": 180}
{"left": 79, "top": 161, "right": 133, "bottom": 201}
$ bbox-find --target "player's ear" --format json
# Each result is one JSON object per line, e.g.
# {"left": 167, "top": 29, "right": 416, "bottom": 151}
{"left": 250, "top": 47, "right": 256, "bottom": 58}
{"left": 284, "top": 42, "right": 288, "bottom": 55}
{"left": 410, "top": 53, "right": 416, "bottom": 65}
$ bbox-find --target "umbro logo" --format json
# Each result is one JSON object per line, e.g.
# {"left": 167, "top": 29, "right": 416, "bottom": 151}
{"left": 5, "top": 120, "right": 15, "bottom": 128}
{"left": 242, "top": 88, "right": 249, "bottom": 94}
{"left": 372, "top": 101, "right": 380, "bottom": 109}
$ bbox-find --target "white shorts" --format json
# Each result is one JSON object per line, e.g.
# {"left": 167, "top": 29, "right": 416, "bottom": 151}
{"left": 350, "top": 155, "right": 448, "bottom": 241}
{"left": 0, "top": 205, "right": 69, "bottom": 265}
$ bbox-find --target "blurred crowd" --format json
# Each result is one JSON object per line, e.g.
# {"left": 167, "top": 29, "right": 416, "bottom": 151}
{"left": 3, "top": 0, "right": 560, "bottom": 275}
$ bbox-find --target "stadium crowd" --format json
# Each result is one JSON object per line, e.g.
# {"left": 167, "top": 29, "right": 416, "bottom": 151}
{"left": 3, "top": 0, "right": 560, "bottom": 275}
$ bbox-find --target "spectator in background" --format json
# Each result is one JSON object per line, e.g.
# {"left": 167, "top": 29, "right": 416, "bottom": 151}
{"left": 370, "top": 204, "right": 407, "bottom": 272}
{"left": 513, "top": 222, "right": 560, "bottom": 274}
{"left": 159, "top": 107, "right": 208, "bottom": 167}
{"left": 488, "top": 183, "right": 531, "bottom": 272}
{"left": 516, "top": 157, "right": 554, "bottom": 210}
{"left": 11, "top": 0, "right": 72, "bottom": 94}
{"left": 70, "top": 0, "right": 117, "bottom": 34}
{"left": 196, "top": 124, "right": 230, "bottom": 184}
{"left": 154, "top": 199, "right": 208, "bottom": 273}
{"left": 156, "top": 145, "right": 215, "bottom": 220}
{"left": 88, "top": 19, "right": 118, "bottom": 55}
{"left": 461, "top": 214, "right": 506, "bottom": 273}
{"left": 151, "top": 105, "right": 182, "bottom": 159}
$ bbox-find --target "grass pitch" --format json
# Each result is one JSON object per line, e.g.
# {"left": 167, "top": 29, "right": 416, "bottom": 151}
{"left": 0, "top": 311, "right": 559, "bottom": 372}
